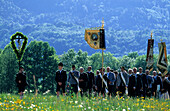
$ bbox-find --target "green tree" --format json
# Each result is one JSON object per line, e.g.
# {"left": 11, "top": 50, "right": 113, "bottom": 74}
{"left": 89, "top": 52, "right": 102, "bottom": 73}
{"left": 0, "top": 49, "right": 2, "bottom": 53}
{"left": 60, "top": 49, "right": 76, "bottom": 71}
{"left": 22, "top": 41, "right": 59, "bottom": 93}
{"left": 0, "top": 44, "right": 18, "bottom": 93}
{"left": 134, "top": 55, "right": 147, "bottom": 72}
{"left": 118, "top": 55, "right": 136, "bottom": 71}
{"left": 104, "top": 52, "right": 119, "bottom": 70}
{"left": 75, "top": 49, "right": 88, "bottom": 71}
{"left": 128, "top": 52, "right": 139, "bottom": 59}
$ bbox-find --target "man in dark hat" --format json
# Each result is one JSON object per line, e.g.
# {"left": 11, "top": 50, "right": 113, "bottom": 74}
{"left": 55, "top": 62, "right": 67, "bottom": 97}
{"left": 15, "top": 66, "right": 27, "bottom": 99}
{"left": 68, "top": 65, "right": 80, "bottom": 97}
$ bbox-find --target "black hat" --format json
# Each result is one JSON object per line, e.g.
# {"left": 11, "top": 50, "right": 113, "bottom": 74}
{"left": 19, "top": 66, "right": 24, "bottom": 70}
{"left": 120, "top": 66, "right": 125, "bottom": 69}
{"left": 72, "top": 65, "right": 75, "bottom": 68}
{"left": 58, "top": 62, "right": 63, "bottom": 67}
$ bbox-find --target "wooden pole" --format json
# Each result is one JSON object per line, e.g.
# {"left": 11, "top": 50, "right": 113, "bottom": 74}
{"left": 102, "top": 49, "right": 104, "bottom": 88}
{"left": 33, "top": 75, "right": 38, "bottom": 97}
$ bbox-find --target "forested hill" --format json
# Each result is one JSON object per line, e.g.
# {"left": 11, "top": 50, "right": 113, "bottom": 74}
{"left": 0, "top": 0, "right": 169, "bottom": 56}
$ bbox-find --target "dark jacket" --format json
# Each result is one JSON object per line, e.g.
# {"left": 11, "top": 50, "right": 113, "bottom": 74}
{"left": 15, "top": 72, "right": 27, "bottom": 87}
{"left": 68, "top": 70, "right": 80, "bottom": 84}
{"left": 55, "top": 70, "right": 67, "bottom": 85}
{"left": 141, "top": 73, "right": 148, "bottom": 89}
{"left": 152, "top": 75, "right": 163, "bottom": 92}
{"left": 87, "top": 71, "right": 95, "bottom": 88}
{"left": 128, "top": 74, "right": 136, "bottom": 96}
{"left": 135, "top": 74, "right": 143, "bottom": 92}
{"left": 128, "top": 74, "right": 136, "bottom": 89}
{"left": 96, "top": 74, "right": 108, "bottom": 88}
{"left": 79, "top": 73, "right": 88, "bottom": 88}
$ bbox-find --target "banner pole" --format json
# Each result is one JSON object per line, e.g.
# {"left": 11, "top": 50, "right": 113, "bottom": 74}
{"left": 102, "top": 49, "right": 104, "bottom": 88}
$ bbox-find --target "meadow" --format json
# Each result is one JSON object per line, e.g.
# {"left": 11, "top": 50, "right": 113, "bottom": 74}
{"left": 0, "top": 93, "right": 169, "bottom": 111}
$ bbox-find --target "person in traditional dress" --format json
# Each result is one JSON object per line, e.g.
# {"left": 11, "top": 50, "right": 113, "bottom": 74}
{"left": 116, "top": 66, "right": 129, "bottom": 97}
{"left": 79, "top": 67, "right": 88, "bottom": 97}
{"left": 106, "top": 67, "right": 116, "bottom": 97}
{"left": 68, "top": 65, "right": 80, "bottom": 97}
{"left": 55, "top": 62, "right": 67, "bottom": 97}
{"left": 152, "top": 71, "right": 163, "bottom": 98}
{"left": 86, "top": 66, "right": 95, "bottom": 97}
{"left": 145, "top": 69, "right": 154, "bottom": 98}
{"left": 15, "top": 66, "right": 27, "bottom": 99}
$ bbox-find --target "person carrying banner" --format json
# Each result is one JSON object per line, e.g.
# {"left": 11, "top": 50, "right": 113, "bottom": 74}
{"left": 96, "top": 68, "right": 109, "bottom": 97}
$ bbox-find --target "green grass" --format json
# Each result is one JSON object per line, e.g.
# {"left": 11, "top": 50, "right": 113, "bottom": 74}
{"left": 0, "top": 93, "right": 169, "bottom": 111}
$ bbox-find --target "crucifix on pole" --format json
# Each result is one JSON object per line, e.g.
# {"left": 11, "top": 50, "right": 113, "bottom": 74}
{"left": 10, "top": 32, "right": 28, "bottom": 70}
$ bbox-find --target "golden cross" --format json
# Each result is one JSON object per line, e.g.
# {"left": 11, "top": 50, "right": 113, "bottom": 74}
{"left": 101, "top": 18, "right": 104, "bottom": 29}
{"left": 151, "top": 31, "right": 153, "bottom": 39}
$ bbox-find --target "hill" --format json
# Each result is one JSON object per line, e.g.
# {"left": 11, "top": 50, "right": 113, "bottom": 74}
{"left": 0, "top": 0, "right": 169, "bottom": 56}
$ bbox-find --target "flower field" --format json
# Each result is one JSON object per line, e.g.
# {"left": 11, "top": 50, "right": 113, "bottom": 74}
{"left": 0, "top": 94, "right": 169, "bottom": 111}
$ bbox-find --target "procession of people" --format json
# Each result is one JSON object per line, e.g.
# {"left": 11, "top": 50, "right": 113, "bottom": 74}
{"left": 16, "top": 62, "right": 170, "bottom": 100}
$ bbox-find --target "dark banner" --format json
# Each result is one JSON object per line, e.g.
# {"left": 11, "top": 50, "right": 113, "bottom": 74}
{"left": 157, "top": 42, "right": 168, "bottom": 76}
{"left": 146, "top": 39, "right": 154, "bottom": 72}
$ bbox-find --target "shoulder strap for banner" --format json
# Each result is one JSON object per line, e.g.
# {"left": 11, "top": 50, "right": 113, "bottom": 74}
{"left": 71, "top": 72, "right": 81, "bottom": 92}
{"left": 120, "top": 72, "right": 126, "bottom": 86}
{"left": 99, "top": 74, "right": 108, "bottom": 88}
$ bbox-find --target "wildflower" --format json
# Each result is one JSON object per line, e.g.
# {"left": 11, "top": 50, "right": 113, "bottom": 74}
{"left": 79, "top": 105, "right": 83, "bottom": 107}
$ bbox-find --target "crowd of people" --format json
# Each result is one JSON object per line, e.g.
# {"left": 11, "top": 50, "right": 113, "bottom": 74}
{"left": 16, "top": 62, "right": 170, "bottom": 99}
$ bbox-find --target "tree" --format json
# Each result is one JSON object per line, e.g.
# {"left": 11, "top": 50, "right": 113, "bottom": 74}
{"left": 75, "top": 49, "right": 88, "bottom": 71}
{"left": 0, "top": 44, "right": 18, "bottom": 93}
{"left": 118, "top": 55, "right": 136, "bottom": 71}
{"left": 89, "top": 52, "right": 102, "bottom": 73}
{"left": 22, "top": 41, "right": 59, "bottom": 93}
{"left": 135, "top": 55, "right": 147, "bottom": 72}
{"left": 0, "top": 49, "right": 2, "bottom": 53}
{"left": 104, "top": 52, "right": 119, "bottom": 70}
{"left": 128, "top": 52, "right": 139, "bottom": 59}
{"left": 60, "top": 49, "right": 76, "bottom": 71}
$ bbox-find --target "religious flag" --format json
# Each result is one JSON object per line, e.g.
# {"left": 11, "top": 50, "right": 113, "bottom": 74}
{"left": 85, "top": 28, "right": 105, "bottom": 50}
{"left": 146, "top": 39, "right": 154, "bottom": 72}
{"left": 85, "top": 19, "right": 106, "bottom": 50}
{"left": 157, "top": 42, "right": 168, "bottom": 76}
